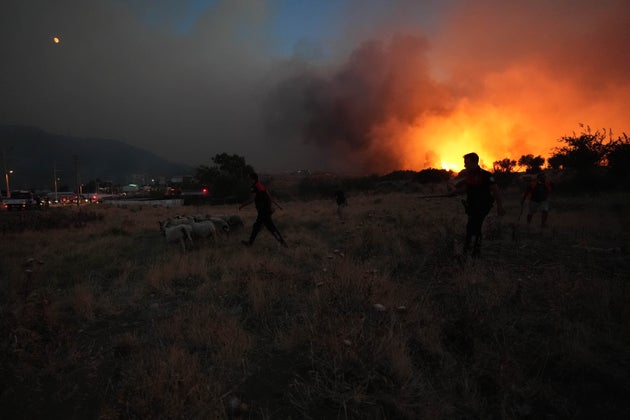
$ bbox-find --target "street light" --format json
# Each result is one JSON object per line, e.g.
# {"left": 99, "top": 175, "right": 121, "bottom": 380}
{"left": 4, "top": 169, "right": 13, "bottom": 198}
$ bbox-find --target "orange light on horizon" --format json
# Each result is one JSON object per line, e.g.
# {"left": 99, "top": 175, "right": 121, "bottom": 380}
{"left": 394, "top": 103, "right": 515, "bottom": 173}
{"left": 52, "top": 36, "right": 60, "bottom": 44}
{"left": 367, "top": 58, "right": 629, "bottom": 175}
{"left": 440, "top": 160, "right": 460, "bottom": 172}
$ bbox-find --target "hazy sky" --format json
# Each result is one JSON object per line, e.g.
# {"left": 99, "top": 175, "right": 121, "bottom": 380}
{"left": 1, "top": 0, "right": 629, "bottom": 173}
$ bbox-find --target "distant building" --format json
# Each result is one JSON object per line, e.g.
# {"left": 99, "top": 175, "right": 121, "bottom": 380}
{"left": 129, "top": 174, "right": 148, "bottom": 185}
{"left": 122, "top": 184, "right": 140, "bottom": 194}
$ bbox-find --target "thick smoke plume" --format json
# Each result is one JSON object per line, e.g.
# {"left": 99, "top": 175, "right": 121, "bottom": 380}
{"left": 264, "top": 35, "right": 453, "bottom": 173}
{"left": 265, "top": 0, "right": 630, "bottom": 173}
{"left": 1, "top": 0, "right": 629, "bottom": 174}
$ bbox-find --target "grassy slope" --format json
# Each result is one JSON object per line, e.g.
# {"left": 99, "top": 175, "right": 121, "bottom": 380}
{"left": 0, "top": 191, "right": 629, "bottom": 419}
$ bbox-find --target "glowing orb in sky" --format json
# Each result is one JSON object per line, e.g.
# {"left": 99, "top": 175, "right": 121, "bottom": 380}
{"left": 52, "top": 36, "right": 60, "bottom": 44}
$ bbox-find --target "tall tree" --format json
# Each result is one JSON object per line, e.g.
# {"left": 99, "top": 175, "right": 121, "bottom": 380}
{"left": 212, "top": 153, "right": 253, "bottom": 179}
{"left": 607, "top": 133, "right": 630, "bottom": 178}
{"left": 549, "top": 125, "right": 610, "bottom": 172}
{"left": 195, "top": 154, "right": 253, "bottom": 200}
{"left": 492, "top": 158, "right": 517, "bottom": 187}
{"left": 493, "top": 158, "right": 517, "bottom": 173}
{"left": 518, "top": 154, "right": 546, "bottom": 173}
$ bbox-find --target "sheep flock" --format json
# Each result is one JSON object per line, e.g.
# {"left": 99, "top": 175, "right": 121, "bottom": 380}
{"left": 158, "top": 214, "right": 244, "bottom": 252}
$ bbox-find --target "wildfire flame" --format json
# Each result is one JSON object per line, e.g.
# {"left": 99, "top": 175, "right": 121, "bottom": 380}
{"left": 397, "top": 64, "right": 629, "bottom": 172}
{"left": 266, "top": 2, "right": 629, "bottom": 174}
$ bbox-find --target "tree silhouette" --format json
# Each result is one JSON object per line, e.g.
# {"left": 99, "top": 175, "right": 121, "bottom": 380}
{"left": 195, "top": 154, "right": 253, "bottom": 200}
{"left": 212, "top": 153, "right": 253, "bottom": 179}
{"left": 491, "top": 158, "right": 517, "bottom": 187}
{"left": 549, "top": 125, "right": 610, "bottom": 172}
{"left": 492, "top": 158, "right": 517, "bottom": 173}
{"left": 607, "top": 133, "right": 630, "bottom": 178}
{"left": 518, "top": 154, "right": 546, "bottom": 173}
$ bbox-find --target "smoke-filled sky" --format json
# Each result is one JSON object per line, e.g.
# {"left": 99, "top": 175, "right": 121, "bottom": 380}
{"left": 1, "top": 0, "right": 628, "bottom": 174}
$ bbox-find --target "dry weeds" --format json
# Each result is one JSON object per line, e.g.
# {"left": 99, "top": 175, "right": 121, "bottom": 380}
{"left": 1, "top": 191, "right": 629, "bottom": 419}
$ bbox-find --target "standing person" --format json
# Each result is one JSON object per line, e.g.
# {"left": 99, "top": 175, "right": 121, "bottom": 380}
{"left": 451, "top": 152, "right": 506, "bottom": 257}
{"left": 334, "top": 189, "right": 347, "bottom": 220}
{"left": 239, "top": 172, "right": 287, "bottom": 247}
{"left": 521, "top": 172, "right": 552, "bottom": 228}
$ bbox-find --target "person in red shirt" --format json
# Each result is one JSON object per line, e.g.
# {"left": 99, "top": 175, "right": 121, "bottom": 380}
{"left": 239, "top": 172, "right": 287, "bottom": 247}
{"left": 521, "top": 172, "right": 552, "bottom": 228}
{"left": 451, "top": 152, "right": 506, "bottom": 257}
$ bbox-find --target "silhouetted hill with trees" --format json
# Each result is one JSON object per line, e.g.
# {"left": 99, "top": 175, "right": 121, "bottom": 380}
{"left": 0, "top": 125, "right": 192, "bottom": 191}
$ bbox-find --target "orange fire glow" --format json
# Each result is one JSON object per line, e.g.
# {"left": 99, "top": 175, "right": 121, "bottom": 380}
{"left": 376, "top": 64, "right": 629, "bottom": 173}
{"left": 387, "top": 0, "right": 630, "bottom": 174}
{"left": 265, "top": 2, "right": 628, "bottom": 174}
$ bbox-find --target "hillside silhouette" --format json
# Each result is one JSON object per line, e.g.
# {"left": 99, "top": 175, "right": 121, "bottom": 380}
{"left": 0, "top": 125, "right": 192, "bottom": 191}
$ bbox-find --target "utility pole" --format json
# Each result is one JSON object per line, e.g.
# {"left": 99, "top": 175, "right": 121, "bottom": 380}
{"left": 74, "top": 154, "right": 80, "bottom": 207}
{"left": 4, "top": 171, "right": 10, "bottom": 199}
{"left": 2, "top": 149, "right": 12, "bottom": 199}
{"left": 53, "top": 164, "right": 58, "bottom": 203}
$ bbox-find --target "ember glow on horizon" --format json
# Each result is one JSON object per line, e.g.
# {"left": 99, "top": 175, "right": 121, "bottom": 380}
{"left": 1, "top": 0, "right": 628, "bottom": 173}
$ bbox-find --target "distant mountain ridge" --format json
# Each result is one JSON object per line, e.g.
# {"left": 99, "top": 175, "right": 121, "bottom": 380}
{"left": 0, "top": 125, "right": 193, "bottom": 191}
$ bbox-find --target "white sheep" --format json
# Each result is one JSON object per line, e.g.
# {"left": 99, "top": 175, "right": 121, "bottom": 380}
{"left": 209, "top": 217, "right": 230, "bottom": 236}
{"left": 194, "top": 214, "right": 230, "bottom": 235}
{"left": 213, "top": 214, "right": 244, "bottom": 230}
{"left": 159, "top": 221, "right": 194, "bottom": 252}
{"left": 190, "top": 220, "right": 218, "bottom": 243}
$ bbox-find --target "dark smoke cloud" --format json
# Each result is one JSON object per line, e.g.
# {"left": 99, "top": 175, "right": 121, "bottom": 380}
{"left": 264, "top": 35, "right": 453, "bottom": 174}
{"left": 1, "top": 0, "right": 628, "bottom": 174}
{"left": 436, "top": 0, "right": 630, "bottom": 91}
{"left": 264, "top": 0, "right": 630, "bottom": 173}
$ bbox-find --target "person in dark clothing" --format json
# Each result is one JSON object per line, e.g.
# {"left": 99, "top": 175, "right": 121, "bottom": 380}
{"left": 451, "top": 152, "right": 506, "bottom": 257}
{"left": 334, "top": 189, "right": 347, "bottom": 219}
{"left": 239, "top": 172, "right": 287, "bottom": 247}
{"left": 521, "top": 172, "right": 552, "bottom": 228}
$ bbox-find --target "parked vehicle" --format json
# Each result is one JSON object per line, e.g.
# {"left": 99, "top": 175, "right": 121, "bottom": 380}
{"left": 45, "top": 192, "right": 90, "bottom": 205}
{"left": 2, "top": 190, "right": 38, "bottom": 211}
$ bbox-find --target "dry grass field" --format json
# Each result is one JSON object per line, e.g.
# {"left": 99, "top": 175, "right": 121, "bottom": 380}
{"left": 1, "top": 189, "right": 629, "bottom": 419}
